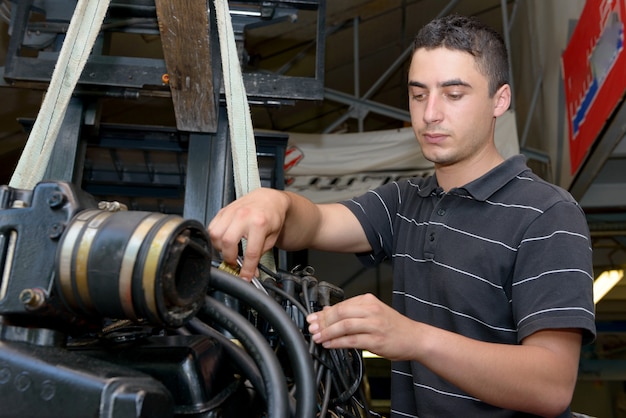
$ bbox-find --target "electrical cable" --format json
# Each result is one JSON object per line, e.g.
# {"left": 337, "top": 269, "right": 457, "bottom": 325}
{"left": 261, "top": 280, "right": 309, "bottom": 318}
{"left": 301, "top": 277, "right": 313, "bottom": 313}
{"left": 319, "top": 368, "right": 333, "bottom": 418}
{"left": 258, "top": 262, "right": 281, "bottom": 280}
{"left": 330, "top": 349, "right": 362, "bottom": 404}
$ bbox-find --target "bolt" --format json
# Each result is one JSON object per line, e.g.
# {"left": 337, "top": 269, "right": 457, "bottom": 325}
{"left": 0, "top": 367, "right": 10, "bottom": 384}
{"left": 47, "top": 192, "right": 64, "bottom": 209}
{"left": 19, "top": 288, "right": 45, "bottom": 310}
{"left": 40, "top": 380, "right": 56, "bottom": 401}
{"left": 14, "top": 372, "right": 31, "bottom": 392}
{"left": 48, "top": 223, "right": 64, "bottom": 240}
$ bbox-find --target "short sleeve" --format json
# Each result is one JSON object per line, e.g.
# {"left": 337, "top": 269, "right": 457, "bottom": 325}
{"left": 512, "top": 201, "right": 596, "bottom": 344}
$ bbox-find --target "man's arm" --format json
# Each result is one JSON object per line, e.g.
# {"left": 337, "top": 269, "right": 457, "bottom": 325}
{"left": 307, "top": 294, "right": 582, "bottom": 417}
{"left": 208, "top": 187, "right": 371, "bottom": 279}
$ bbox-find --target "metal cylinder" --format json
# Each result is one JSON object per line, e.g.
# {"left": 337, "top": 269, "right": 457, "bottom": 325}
{"left": 56, "top": 209, "right": 211, "bottom": 328}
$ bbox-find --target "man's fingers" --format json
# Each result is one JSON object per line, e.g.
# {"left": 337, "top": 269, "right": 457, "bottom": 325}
{"left": 209, "top": 209, "right": 258, "bottom": 278}
{"left": 239, "top": 227, "right": 275, "bottom": 279}
{"left": 208, "top": 209, "right": 234, "bottom": 255}
{"left": 219, "top": 225, "right": 245, "bottom": 267}
{"left": 308, "top": 304, "right": 371, "bottom": 342}
{"left": 238, "top": 251, "right": 258, "bottom": 280}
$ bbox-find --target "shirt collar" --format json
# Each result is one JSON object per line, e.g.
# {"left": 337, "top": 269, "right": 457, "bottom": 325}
{"left": 461, "top": 154, "right": 529, "bottom": 201}
{"left": 416, "top": 154, "right": 529, "bottom": 200}
{"left": 416, "top": 174, "right": 442, "bottom": 197}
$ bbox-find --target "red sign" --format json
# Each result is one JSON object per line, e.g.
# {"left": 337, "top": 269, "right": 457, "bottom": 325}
{"left": 562, "top": 0, "right": 626, "bottom": 174}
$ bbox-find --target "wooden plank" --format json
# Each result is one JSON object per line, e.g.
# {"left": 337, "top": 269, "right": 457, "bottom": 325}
{"left": 155, "top": 0, "right": 217, "bottom": 133}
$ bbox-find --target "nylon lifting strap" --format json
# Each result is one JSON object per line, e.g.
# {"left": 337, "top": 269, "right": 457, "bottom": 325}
{"left": 9, "top": 0, "right": 111, "bottom": 190}
{"left": 214, "top": 0, "right": 276, "bottom": 274}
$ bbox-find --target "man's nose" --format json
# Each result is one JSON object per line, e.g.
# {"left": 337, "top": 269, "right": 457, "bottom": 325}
{"left": 423, "top": 95, "right": 443, "bottom": 124}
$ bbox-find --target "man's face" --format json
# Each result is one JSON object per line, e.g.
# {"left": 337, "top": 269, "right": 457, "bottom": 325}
{"left": 408, "top": 47, "right": 504, "bottom": 168}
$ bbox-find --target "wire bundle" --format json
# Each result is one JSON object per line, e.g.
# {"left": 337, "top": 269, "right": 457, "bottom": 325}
{"left": 186, "top": 260, "right": 382, "bottom": 418}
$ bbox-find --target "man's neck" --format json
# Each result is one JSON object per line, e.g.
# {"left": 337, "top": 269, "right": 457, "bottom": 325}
{"left": 435, "top": 150, "right": 504, "bottom": 192}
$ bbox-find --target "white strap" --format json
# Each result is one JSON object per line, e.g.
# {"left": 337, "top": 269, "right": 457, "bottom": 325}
{"left": 10, "top": 0, "right": 111, "bottom": 190}
{"left": 214, "top": 0, "right": 261, "bottom": 199}
{"left": 214, "top": 0, "right": 276, "bottom": 273}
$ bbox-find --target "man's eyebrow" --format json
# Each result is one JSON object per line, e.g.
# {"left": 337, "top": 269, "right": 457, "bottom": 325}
{"left": 408, "top": 79, "right": 472, "bottom": 88}
{"left": 440, "top": 78, "right": 471, "bottom": 88}
{"left": 408, "top": 80, "right": 426, "bottom": 88}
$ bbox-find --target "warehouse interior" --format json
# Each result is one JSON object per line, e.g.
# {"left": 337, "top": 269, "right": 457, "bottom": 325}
{"left": 0, "top": 0, "right": 625, "bottom": 416}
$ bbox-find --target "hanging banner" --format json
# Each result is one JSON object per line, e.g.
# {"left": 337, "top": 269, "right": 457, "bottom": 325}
{"left": 562, "top": 0, "right": 626, "bottom": 175}
{"left": 284, "top": 110, "right": 519, "bottom": 203}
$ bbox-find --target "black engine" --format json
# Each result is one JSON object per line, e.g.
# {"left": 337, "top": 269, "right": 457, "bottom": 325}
{"left": 0, "top": 181, "right": 376, "bottom": 418}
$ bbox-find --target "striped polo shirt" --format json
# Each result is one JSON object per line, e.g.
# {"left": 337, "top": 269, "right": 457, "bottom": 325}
{"left": 341, "top": 154, "right": 596, "bottom": 417}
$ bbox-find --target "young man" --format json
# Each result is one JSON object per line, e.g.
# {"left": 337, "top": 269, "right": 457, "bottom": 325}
{"left": 208, "top": 15, "right": 595, "bottom": 417}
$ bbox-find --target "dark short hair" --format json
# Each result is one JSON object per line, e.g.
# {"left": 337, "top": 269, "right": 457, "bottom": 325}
{"left": 413, "top": 14, "right": 510, "bottom": 97}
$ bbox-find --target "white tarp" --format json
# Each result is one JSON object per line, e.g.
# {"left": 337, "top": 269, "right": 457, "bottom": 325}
{"left": 284, "top": 110, "right": 520, "bottom": 203}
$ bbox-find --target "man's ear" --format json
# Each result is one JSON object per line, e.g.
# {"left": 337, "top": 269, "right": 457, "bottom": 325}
{"left": 493, "top": 84, "right": 511, "bottom": 118}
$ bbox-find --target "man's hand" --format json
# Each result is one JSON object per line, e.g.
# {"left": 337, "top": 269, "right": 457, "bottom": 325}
{"left": 306, "top": 293, "right": 418, "bottom": 360}
{"left": 307, "top": 293, "right": 583, "bottom": 416}
{"left": 210, "top": 188, "right": 370, "bottom": 280}
{"left": 208, "top": 188, "right": 289, "bottom": 280}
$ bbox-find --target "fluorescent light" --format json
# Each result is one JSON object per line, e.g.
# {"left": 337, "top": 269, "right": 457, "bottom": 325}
{"left": 230, "top": 10, "right": 261, "bottom": 17}
{"left": 593, "top": 269, "right": 624, "bottom": 304}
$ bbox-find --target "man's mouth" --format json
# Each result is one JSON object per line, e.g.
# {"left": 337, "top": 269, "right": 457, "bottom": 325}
{"left": 422, "top": 132, "right": 447, "bottom": 144}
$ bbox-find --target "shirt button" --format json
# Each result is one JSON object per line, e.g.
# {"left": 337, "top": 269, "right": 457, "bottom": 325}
{"left": 437, "top": 208, "right": 446, "bottom": 216}
{"left": 429, "top": 233, "right": 435, "bottom": 241}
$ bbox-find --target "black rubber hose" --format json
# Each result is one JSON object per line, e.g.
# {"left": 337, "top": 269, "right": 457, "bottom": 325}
{"left": 186, "top": 317, "right": 267, "bottom": 401}
{"left": 199, "top": 294, "right": 290, "bottom": 418}
{"left": 210, "top": 268, "right": 317, "bottom": 418}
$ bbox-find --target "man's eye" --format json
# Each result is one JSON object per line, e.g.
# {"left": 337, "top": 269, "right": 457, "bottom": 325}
{"left": 412, "top": 94, "right": 427, "bottom": 101}
{"left": 446, "top": 92, "right": 463, "bottom": 100}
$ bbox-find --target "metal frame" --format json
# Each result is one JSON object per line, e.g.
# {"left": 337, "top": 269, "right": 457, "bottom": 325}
{"left": 2, "top": 0, "right": 326, "bottom": 103}
{"left": 321, "top": 0, "right": 472, "bottom": 134}
{"left": 1, "top": 0, "right": 321, "bottom": 224}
